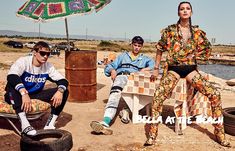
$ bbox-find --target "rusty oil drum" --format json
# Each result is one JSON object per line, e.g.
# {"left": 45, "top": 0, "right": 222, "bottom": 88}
{"left": 65, "top": 50, "right": 97, "bottom": 103}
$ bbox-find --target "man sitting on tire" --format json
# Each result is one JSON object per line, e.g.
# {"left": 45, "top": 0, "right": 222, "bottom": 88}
{"left": 4, "top": 41, "right": 69, "bottom": 136}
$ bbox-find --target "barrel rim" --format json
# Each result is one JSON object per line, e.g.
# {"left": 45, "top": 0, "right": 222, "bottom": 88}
{"left": 65, "top": 50, "right": 97, "bottom": 53}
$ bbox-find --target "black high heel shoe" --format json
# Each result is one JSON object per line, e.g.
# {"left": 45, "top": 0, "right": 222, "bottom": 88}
{"left": 144, "top": 137, "right": 156, "bottom": 146}
{"left": 214, "top": 128, "right": 231, "bottom": 147}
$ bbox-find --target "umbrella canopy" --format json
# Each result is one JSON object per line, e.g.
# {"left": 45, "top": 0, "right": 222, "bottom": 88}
{"left": 16, "top": 0, "right": 112, "bottom": 103}
{"left": 17, "top": 0, "right": 111, "bottom": 22}
{"left": 16, "top": 0, "right": 112, "bottom": 51}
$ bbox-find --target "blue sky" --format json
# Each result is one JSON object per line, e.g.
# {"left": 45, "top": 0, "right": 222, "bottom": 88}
{"left": 0, "top": 0, "right": 235, "bottom": 44}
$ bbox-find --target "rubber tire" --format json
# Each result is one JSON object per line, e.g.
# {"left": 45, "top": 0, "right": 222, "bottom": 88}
{"left": 20, "top": 129, "right": 73, "bottom": 151}
{"left": 223, "top": 107, "right": 235, "bottom": 136}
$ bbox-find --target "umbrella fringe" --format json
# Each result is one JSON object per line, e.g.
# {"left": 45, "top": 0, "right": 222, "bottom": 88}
{"left": 96, "top": 0, "right": 112, "bottom": 12}
{"left": 16, "top": 9, "right": 96, "bottom": 23}
{"left": 16, "top": 0, "right": 112, "bottom": 22}
{"left": 16, "top": 13, "right": 44, "bottom": 23}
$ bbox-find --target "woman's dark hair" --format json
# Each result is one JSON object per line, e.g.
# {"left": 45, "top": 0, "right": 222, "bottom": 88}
{"left": 177, "top": 1, "right": 194, "bottom": 39}
{"left": 177, "top": 1, "right": 193, "bottom": 14}
{"left": 33, "top": 41, "right": 50, "bottom": 51}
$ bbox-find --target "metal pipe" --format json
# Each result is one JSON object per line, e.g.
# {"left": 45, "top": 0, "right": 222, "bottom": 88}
{"left": 65, "top": 18, "right": 70, "bottom": 51}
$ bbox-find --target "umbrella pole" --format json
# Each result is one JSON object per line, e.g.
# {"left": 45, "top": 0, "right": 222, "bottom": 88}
{"left": 65, "top": 18, "right": 70, "bottom": 51}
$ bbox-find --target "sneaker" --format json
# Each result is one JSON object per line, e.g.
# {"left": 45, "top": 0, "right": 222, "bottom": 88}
{"left": 144, "top": 137, "right": 156, "bottom": 146}
{"left": 21, "top": 126, "right": 37, "bottom": 136}
{"left": 90, "top": 121, "right": 113, "bottom": 135}
{"left": 44, "top": 125, "right": 56, "bottom": 130}
{"left": 119, "top": 108, "right": 130, "bottom": 124}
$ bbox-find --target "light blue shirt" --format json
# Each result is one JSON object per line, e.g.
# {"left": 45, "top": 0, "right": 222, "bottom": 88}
{"left": 104, "top": 51, "right": 155, "bottom": 77}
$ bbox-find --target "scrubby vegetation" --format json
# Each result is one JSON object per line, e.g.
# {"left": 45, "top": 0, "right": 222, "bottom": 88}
{"left": 212, "top": 45, "right": 235, "bottom": 54}
{"left": 0, "top": 37, "right": 234, "bottom": 54}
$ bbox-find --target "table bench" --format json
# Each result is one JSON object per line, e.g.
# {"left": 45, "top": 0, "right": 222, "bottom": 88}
{"left": 122, "top": 72, "right": 212, "bottom": 134}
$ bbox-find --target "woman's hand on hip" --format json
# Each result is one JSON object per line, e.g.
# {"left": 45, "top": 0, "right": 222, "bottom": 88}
{"left": 150, "top": 69, "right": 159, "bottom": 82}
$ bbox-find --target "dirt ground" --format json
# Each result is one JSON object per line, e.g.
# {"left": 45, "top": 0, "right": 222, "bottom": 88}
{"left": 0, "top": 51, "right": 235, "bottom": 151}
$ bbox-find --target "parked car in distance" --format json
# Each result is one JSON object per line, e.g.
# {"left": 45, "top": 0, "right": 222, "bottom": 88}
{"left": 51, "top": 49, "right": 60, "bottom": 56}
{"left": 3, "top": 40, "right": 23, "bottom": 48}
{"left": 55, "top": 42, "right": 78, "bottom": 51}
{"left": 48, "top": 43, "right": 56, "bottom": 49}
{"left": 23, "top": 41, "right": 36, "bottom": 49}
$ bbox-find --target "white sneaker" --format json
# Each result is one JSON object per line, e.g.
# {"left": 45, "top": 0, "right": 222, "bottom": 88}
{"left": 119, "top": 108, "right": 130, "bottom": 124}
{"left": 44, "top": 125, "right": 56, "bottom": 130}
{"left": 22, "top": 126, "right": 37, "bottom": 136}
{"left": 90, "top": 121, "right": 113, "bottom": 135}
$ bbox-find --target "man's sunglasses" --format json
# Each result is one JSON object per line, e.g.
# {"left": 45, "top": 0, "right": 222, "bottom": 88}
{"left": 38, "top": 51, "right": 51, "bottom": 57}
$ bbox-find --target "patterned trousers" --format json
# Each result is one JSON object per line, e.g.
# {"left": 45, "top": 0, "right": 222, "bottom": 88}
{"left": 148, "top": 71, "right": 226, "bottom": 143}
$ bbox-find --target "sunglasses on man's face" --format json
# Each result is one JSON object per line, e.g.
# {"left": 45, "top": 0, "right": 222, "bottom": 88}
{"left": 38, "top": 51, "right": 51, "bottom": 57}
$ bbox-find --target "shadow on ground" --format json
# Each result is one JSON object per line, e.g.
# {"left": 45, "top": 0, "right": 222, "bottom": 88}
{"left": 0, "top": 111, "right": 72, "bottom": 134}
{"left": 0, "top": 111, "right": 72, "bottom": 151}
{"left": 97, "top": 83, "right": 106, "bottom": 91}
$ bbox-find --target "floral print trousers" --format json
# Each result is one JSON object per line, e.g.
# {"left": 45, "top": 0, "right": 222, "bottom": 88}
{"left": 148, "top": 71, "right": 226, "bottom": 143}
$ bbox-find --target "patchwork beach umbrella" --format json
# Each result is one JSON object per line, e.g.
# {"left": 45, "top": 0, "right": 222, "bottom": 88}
{"left": 17, "top": 0, "right": 112, "bottom": 50}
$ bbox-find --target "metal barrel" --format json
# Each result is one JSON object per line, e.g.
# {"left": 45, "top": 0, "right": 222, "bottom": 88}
{"left": 65, "top": 50, "right": 97, "bottom": 103}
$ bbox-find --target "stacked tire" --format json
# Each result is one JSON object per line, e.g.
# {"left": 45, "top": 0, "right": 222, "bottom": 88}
{"left": 20, "top": 129, "right": 73, "bottom": 151}
{"left": 223, "top": 107, "right": 235, "bottom": 136}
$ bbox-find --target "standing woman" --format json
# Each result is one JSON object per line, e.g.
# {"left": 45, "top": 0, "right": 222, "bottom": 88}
{"left": 145, "top": 1, "right": 230, "bottom": 147}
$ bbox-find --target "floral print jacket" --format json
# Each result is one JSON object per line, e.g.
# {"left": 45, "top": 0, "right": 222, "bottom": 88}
{"left": 156, "top": 24, "right": 212, "bottom": 67}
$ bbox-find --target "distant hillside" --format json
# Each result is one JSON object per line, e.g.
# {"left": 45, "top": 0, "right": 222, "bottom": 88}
{"left": 0, "top": 30, "right": 128, "bottom": 41}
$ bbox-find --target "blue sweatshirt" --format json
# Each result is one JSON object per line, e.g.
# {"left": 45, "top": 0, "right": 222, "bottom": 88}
{"left": 104, "top": 51, "right": 155, "bottom": 77}
{"left": 7, "top": 56, "right": 67, "bottom": 94}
